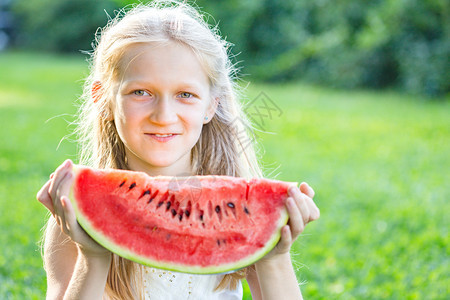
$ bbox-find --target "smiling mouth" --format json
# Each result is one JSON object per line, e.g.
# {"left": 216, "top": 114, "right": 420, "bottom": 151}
{"left": 153, "top": 134, "right": 175, "bottom": 137}
{"left": 146, "top": 133, "right": 179, "bottom": 141}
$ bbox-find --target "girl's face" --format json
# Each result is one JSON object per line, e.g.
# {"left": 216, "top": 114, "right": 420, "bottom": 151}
{"left": 113, "top": 42, "right": 215, "bottom": 176}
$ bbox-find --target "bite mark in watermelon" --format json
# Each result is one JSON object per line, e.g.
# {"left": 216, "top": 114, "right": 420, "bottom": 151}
{"left": 69, "top": 165, "right": 295, "bottom": 274}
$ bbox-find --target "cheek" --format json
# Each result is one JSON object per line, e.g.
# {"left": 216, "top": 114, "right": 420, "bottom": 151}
{"left": 113, "top": 105, "right": 126, "bottom": 129}
{"left": 177, "top": 110, "right": 203, "bottom": 143}
{"left": 186, "top": 106, "right": 207, "bottom": 129}
{"left": 113, "top": 101, "right": 139, "bottom": 136}
{"left": 115, "top": 97, "right": 142, "bottom": 120}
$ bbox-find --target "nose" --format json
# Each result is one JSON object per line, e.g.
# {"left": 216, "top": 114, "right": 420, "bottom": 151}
{"left": 149, "top": 95, "right": 178, "bottom": 125}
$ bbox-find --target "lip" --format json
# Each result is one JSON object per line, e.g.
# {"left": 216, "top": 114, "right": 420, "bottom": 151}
{"left": 145, "top": 133, "right": 179, "bottom": 142}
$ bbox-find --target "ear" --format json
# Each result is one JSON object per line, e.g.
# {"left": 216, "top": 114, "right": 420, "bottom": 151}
{"left": 91, "top": 81, "right": 102, "bottom": 103}
{"left": 92, "top": 81, "right": 114, "bottom": 121}
{"left": 204, "top": 97, "right": 219, "bottom": 124}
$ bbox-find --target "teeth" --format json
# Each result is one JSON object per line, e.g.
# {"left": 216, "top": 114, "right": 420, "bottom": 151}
{"left": 154, "top": 134, "right": 173, "bottom": 137}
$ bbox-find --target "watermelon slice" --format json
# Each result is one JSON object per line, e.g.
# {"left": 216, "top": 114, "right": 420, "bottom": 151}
{"left": 69, "top": 165, "right": 295, "bottom": 274}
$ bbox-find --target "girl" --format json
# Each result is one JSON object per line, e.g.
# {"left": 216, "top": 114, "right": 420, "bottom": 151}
{"left": 36, "top": 2, "right": 319, "bottom": 299}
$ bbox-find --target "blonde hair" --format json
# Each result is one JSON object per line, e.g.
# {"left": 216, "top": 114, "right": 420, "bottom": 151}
{"left": 72, "top": 1, "right": 262, "bottom": 299}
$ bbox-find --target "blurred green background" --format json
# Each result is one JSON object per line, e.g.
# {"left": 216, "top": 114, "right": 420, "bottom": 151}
{"left": 4, "top": 0, "right": 449, "bottom": 96}
{"left": 0, "top": 0, "right": 449, "bottom": 299}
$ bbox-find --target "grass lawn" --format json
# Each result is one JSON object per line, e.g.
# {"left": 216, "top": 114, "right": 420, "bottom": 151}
{"left": 0, "top": 51, "right": 448, "bottom": 299}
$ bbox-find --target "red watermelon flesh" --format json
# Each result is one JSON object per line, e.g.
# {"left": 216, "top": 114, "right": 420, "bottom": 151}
{"left": 70, "top": 165, "right": 295, "bottom": 274}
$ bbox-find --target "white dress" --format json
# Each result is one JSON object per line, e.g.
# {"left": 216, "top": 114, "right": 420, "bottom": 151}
{"left": 143, "top": 267, "right": 243, "bottom": 300}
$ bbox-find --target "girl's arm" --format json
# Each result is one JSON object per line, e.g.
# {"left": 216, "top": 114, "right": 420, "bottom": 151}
{"left": 38, "top": 160, "right": 111, "bottom": 300}
{"left": 43, "top": 217, "right": 78, "bottom": 299}
{"left": 44, "top": 217, "right": 111, "bottom": 300}
{"left": 247, "top": 183, "right": 319, "bottom": 300}
{"left": 62, "top": 246, "right": 111, "bottom": 300}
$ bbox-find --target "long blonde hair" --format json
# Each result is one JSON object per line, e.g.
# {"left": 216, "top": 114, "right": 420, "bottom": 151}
{"left": 72, "top": 1, "right": 262, "bottom": 299}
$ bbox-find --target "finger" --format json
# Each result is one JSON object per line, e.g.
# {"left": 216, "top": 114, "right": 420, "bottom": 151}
{"left": 61, "top": 196, "right": 99, "bottom": 248}
{"left": 49, "top": 160, "right": 72, "bottom": 201}
{"left": 300, "top": 182, "right": 315, "bottom": 198}
{"left": 53, "top": 170, "right": 74, "bottom": 229}
{"left": 58, "top": 170, "right": 74, "bottom": 201}
{"left": 304, "top": 195, "right": 320, "bottom": 222}
{"left": 59, "top": 197, "right": 72, "bottom": 235}
{"left": 286, "top": 197, "right": 305, "bottom": 239}
{"left": 55, "top": 215, "right": 61, "bottom": 226}
{"left": 277, "top": 225, "right": 292, "bottom": 253}
{"left": 61, "top": 196, "right": 76, "bottom": 233}
{"left": 49, "top": 160, "right": 73, "bottom": 211}
{"left": 36, "top": 179, "right": 55, "bottom": 214}
{"left": 289, "top": 187, "right": 311, "bottom": 225}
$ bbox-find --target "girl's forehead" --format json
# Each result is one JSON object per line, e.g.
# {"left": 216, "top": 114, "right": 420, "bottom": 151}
{"left": 117, "top": 41, "right": 211, "bottom": 89}
{"left": 119, "top": 42, "right": 208, "bottom": 73}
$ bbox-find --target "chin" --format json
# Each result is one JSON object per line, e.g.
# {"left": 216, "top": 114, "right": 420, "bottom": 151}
{"left": 144, "top": 156, "right": 186, "bottom": 170}
{"left": 145, "top": 159, "right": 175, "bottom": 168}
{"left": 127, "top": 149, "right": 191, "bottom": 174}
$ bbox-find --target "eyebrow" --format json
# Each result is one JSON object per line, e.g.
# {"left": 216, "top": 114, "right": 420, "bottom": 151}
{"left": 120, "top": 79, "right": 206, "bottom": 92}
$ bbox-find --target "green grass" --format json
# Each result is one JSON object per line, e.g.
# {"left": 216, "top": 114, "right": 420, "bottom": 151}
{"left": 0, "top": 51, "right": 448, "bottom": 299}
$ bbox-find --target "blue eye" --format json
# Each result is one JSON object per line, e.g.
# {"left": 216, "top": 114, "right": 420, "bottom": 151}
{"left": 133, "top": 90, "right": 150, "bottom": 96}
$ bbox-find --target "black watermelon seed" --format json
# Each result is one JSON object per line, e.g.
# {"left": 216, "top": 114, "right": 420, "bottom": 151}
{"left": 129, "top": 182, "right": 136, "bottom": 190}
{"left": 148, "top": 198, "right": 154, "bottom": 204}
{"left": 171, "top": 209, "right": 177, "bottom": 216}
{"left": 157, "top": 201, "right": 164, "bottom": 208}
{"left": 166, "top": 202, "right": 171, "bottom": 210}
{"left": 140, "top": 190, "right": 151, "bottom": 199}
{"left": 185, "top": 210, "right": 190, "bottom": 217}
{"left": 178, "top": 213, "right": 183, "bottom": 221}
{"left": 217, "top": 240, "right": 221, "bottom": 246}
{"left": 244, "top": 207, "right": 250, "bottom": 214}
{"left": 119, "top": 180, "right": 126, "bottom": 187}
{"left": 200, "top": 214, "right": 204, "bottom": 221}
{"left": 227, "top": 202, "right": 235, "bottom": 208}
{"left": 215, "top": 206, "right": 221, "bottom": 213}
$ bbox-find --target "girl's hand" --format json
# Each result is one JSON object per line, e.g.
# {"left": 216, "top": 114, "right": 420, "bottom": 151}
{"left": 259, "top": 182, "right": 320, "bottom": 262}
{"left": 37, "top": 160, "right": 110, "bottom": 256}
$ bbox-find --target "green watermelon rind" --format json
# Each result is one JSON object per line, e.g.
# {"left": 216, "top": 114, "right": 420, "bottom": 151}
{"left": 69, "top": 165, "right": 291, "bottom": 274}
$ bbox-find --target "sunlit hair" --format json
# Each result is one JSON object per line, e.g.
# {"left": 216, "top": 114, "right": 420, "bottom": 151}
{"left": 72, "top": 1, "right": 263, "bottom": 299}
